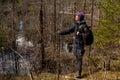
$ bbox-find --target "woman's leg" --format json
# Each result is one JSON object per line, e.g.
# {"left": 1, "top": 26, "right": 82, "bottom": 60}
{"left": 78, "top": 54, "right": 83, "bottom": 76}
{"left": 76, "top": 49, "right": 85, "bottom": 78}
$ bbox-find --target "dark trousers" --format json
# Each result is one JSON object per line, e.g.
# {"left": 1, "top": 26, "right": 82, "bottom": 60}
{"left": 75, "top": 50, "right": 84, "bottom": 76}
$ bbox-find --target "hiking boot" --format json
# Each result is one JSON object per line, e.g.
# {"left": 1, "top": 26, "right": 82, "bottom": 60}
{"left": 76, "top": 75, "right": 82, "bottom": 79}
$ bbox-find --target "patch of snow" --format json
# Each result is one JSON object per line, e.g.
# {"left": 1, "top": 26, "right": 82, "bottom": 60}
{"left": 16, "top": 36, "right": 34, "bottom": 47}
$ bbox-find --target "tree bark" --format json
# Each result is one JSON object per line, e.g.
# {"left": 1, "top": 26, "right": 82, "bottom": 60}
{"left": 12, "top": 0, "right": 18, "bottom": 74}
{"left": 53, "top": 0, "right": 57, "bottom": 53}
{"left": 84, "top": 0, "right": 87, "bottom": 14}
{"left": 39, "top": 0, "right": 45, "bottom": 69}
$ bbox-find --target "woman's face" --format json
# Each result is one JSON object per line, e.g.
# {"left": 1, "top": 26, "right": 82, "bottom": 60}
{"left": 75, "top": 15, "right": 79, "bottom": 21}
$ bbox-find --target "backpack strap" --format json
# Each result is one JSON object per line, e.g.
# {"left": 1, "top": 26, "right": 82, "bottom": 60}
{"left": 81, "top": 24, "right": 87, "bottom": 45}
{"left": 77, "top": 23, "right": 88, "bottom": 45}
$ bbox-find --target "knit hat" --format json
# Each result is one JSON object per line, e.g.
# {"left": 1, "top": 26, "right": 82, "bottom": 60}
{"left": 77, "top": 12, "right": 84, "bottom": 21}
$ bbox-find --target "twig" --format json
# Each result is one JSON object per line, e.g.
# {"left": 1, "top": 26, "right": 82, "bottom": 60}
{"left": 10, "top": 48, "right": 34, "bottom": 80}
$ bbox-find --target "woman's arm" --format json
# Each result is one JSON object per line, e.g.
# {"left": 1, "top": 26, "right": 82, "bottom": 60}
{"left": 60, "top": 25, "right": 75, "bottom": 35}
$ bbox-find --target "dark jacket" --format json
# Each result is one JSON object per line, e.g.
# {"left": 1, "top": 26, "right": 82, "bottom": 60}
{"left": 60, "top": 20, "right": 86, "bottom": 55}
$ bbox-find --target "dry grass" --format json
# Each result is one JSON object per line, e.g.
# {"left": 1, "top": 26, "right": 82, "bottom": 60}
{"left": 0, "top": 70, "right": 119, "bottom": 80}
{"left": 0, "top": 52, "right": 120, "bottom": 80}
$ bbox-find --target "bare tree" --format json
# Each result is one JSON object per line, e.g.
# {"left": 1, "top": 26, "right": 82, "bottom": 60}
{"left": 12, "top": 0, "right": 18, "bottom": 74}
{"left": 39, "top": 0, "right": 45, "bottom": 69}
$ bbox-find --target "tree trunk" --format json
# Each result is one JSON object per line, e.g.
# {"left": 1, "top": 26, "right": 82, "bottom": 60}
{"left": 103, "top": 56, "right": 111, "bottom": 71}
{"left": 39, "top": 0, "right": 45, "bottom": 69}
{"left": 88, "top": 0, "right": 94, "bottom": 57}
{"left": 53, "top": 0, "right": 57, "bottom": 53}
{"left": 12, "top": 0, "right": 18, "bottom": 74}
{"left": 84, "top": 0, "right": 87, "bottom": 14}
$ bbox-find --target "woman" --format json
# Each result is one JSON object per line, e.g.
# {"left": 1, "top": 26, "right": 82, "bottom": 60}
{"left": 58, "top": 12, "right": 86, "bottom": 78}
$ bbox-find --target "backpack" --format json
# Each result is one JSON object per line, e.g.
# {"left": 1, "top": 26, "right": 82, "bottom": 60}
{"left": 78, "top": 24, "right": 94, "bottom": 46}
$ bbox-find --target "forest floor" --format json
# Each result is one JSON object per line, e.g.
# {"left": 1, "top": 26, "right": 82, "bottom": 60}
{"left": 0, "top": 70, "right": 120, "bottom": 80}
{"left": 0, "top": 55, "right": 120, "bottom": 80}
